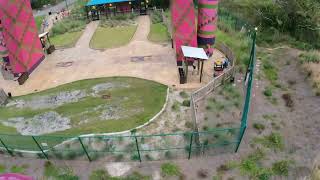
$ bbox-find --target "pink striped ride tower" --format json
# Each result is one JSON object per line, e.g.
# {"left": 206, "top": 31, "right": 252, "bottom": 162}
{"left": 0, "top": 0, "right": 44, "bottom": 76}
{"left": 171, "top": 0, "right": 198, "bottom": 66}
{"left": 197, "top": 0, "right": 219, "bottom": 57}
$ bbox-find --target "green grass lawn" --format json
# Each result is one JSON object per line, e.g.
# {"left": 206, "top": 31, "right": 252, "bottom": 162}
{"left": 148, "top": 23, "right": 170, "bottom": 43}
{"left": 34, "top": 15, "right": 45, "bottom": 32}
{"left": 90, "top": 25, "right": 137, "bottom": 49}
{"left": 50, "top": 31, "right": 83, "bottom": 48}
{"left": 0, "top": 77, "right": 167, "bottom": 150}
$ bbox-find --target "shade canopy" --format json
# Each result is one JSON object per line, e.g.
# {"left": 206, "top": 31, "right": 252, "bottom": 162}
{"left": 86, "top": 0, "right": 134, "bottom": 6}
{"left": 181, "top": 46, "right": 208, "bottom": 60}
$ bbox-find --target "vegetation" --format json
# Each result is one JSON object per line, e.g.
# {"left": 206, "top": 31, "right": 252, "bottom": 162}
{"left": 148, "top": 11, "right": 170, "bottom": 42}
{"left": 254, "top": 132, "right": 285, "bottom": 151}
{"left": 0, "top": 77, "right": 167, "bottom": 136}
{"left": 35, "top": 15, "right": 45, "bottom": 32}
{"left": 51, "top": 31, "right": 83, "bottom": 48}
{"left": 253, "top": 123, "right": 265, "bottom": 132}
{"left": 182, "top": 100, "right": 191, "bottom": 107}
{"left": 31, "top": 0, "right": 64, "bottom": 9}
{"left": 171, "top": 101, "right": 181, "bottom": 111}
{"left": 263, "top": 86, "right": 273, "bottom": 97}
{"left": 44, "top": 161, "right": 79, "bottom": 179}
{"left": 272, "top": 160, "right": 292, "bottom": 176}
{"left": 161, "top": 163, "right": 181, "bottom": 177}
{"left": 90, "top": 169, "right": 150, "bottom": 180}
{"left": 0, "top": 164, "right": 6, "bottom": 173}
{"left": 90, "top": 25, "right": 137, "bottom": 49}
{"left": 179, "top": 91, "right": 189, "bottom": 99}
{"left": 299, "top": 51, "right": 320, "bottom": 64}
{"left": 220, "top": 0, "right": 320, "bottom": 49}
{"left": 10, "top": 165, "right": 28, "bottom": 173}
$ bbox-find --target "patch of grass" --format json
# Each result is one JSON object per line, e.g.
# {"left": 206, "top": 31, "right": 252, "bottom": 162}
{"left": 90, "top": 169, "right": 109, "bottom": 180}
{"left": 90, "top": 25, "right": 137, "bottom": 49}
{"left": 272, "top": 160, "right": 292, "bottom": 176}
{"left": 51, "top": 31, "right": 83, "bottom": 48}
{"left": 182, "top": 100, "right": 190, "bottom": 107}
{"left": 299, "top": 51, "right": 320, "bottom": 64}
{"left": 0, "top": 164, "right": 6, "bottom": 173}
{"left": 237, "top": 149, "right": 273, "bottom": 179}
{"left": 44, "top": 161, "right": 60, "bottom": 177}
{"left": 150, "top": 11, "right": 163, "bottom": 23}
{"left": 161, "top": 163, "right": 181, "bottom": 177}
{"left": 179, "top": 91, "right": 189, "bottom": 99}
{"left": 262, "top": 57, "right": 278, "bottom": 84}
{"left": 254, "top": 132, "right": 284, "bottom": 151}
{"left": 35, "top": 15, "right": 45, "bottom": 31}
{"left": 10, "top": 164, "right": 28, "bottom": 173}
{"left": 148, "top": 23, "right": 170, "bottom": 42}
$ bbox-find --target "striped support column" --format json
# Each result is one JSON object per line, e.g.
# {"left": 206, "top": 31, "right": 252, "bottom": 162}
{"left": 197, "top": 0, "right": 219, "bottom": 57}
{"left": 0, "top": 21, "right": 8, "bottom": 59}
{"left": 172, "top": 0, "right": 198, "bottom": 66}
{"left": 0, "top": 0, "right": 44, "bottom": 74}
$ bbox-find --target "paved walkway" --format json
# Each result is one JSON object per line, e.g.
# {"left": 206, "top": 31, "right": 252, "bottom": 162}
{"left": 0, "top": 16, "right": 223, "bottom": 96}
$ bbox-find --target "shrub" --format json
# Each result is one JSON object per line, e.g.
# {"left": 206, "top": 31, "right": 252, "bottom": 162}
{"left": 272, "top": 160, "right": 291, "bottom": 176}
{"left": 182, "top": 100, "right": 191, "bottom": 107}
{"left": 161, "top": 163, "right": 181, "bottom": 177}
{"left": 263, "top": 87, "right": 273, "bottom": 97}
{"left": 202, "top": 126, "right": 209, "bottom": 131}
{"left": 131, "top": 153, "right": 140, "bottom": 161}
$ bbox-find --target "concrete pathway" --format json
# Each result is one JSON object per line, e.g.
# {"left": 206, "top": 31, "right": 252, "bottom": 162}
{"left": 0, "top": 16, "right": 223, "bottom": 96}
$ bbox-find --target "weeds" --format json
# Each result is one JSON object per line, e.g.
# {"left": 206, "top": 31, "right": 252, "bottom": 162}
{"left": 253, "top": 123, "right": 265, "bottom": 132}
{"left": 172, "top": 101, "right": 181, "bottom": 111}
{"left": 263, "top": 86, "right": 273, "bottom": 97}
{"left": 282, "top": 93, "right": 294, "bottom": 109}
{"left": 0, "top": 164, "right": 6, "bottom": 173}
{"left": 182, "top": 100, "right": 191, "bottom": 107}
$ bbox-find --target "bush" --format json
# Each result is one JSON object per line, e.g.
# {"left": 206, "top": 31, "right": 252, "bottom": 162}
{"left": 185, "top": 121, "right": 193, "bottom": 129}
{"left": 51, "top": 19, "right": 86, "bottom": 36}
{"left": 171, "top": 101, "right": 181, "bottom": 111}
{"left": 282, "top": 93, "right": 294, "bottom": 108}
{"left": 161, "top": 163, "right": 181, "bottom": 177}
{"left": 182, "top": 100, "right": 190, "bottom": 107}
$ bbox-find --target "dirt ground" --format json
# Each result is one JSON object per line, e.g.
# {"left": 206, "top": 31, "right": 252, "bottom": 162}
{"left": 0, "top": 47, "right": 319, "bottom": 180}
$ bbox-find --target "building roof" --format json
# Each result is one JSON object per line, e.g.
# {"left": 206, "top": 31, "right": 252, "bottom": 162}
{"left": 181, "top": 46, "right": 209, "bottom": 60}
{"left": 86, "top": 0, "right": 134, "bottom": 6}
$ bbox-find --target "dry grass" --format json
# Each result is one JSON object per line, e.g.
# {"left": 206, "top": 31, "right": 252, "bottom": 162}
{"left": 302, "top": 63, "right": 320, "bottom": 95}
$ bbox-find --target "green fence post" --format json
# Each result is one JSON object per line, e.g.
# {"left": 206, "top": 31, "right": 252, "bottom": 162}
{"left": 78, "top": 137, "right": 92, "bottom": 162}
{"left": 32, "top": 136, "right": 48, "bottom": 160}
{"left": 188, "top": 132, "right": 194, "bottom": 160}
{"left": 134, "top": 136, "right": 142, "bottom": 162}
{"left": 0, "top": 137, "right": 13, "bottom": 156}
{"left": 235, "top": 126, "right": 247, "bottom": 152}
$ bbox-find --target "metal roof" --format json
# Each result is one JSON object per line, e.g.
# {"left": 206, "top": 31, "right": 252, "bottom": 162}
{"left": 86, "top": 0, "right": 134, "bottom": 6}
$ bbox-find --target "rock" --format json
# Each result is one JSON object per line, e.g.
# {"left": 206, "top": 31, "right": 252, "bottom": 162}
{"left": 2, "top": 111, "right": 71, "bottom": 135}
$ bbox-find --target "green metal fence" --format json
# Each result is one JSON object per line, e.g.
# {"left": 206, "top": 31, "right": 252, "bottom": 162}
{"left": 0, "top": 9, "right": 257, "bottom": 162}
